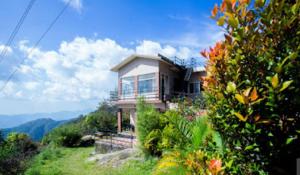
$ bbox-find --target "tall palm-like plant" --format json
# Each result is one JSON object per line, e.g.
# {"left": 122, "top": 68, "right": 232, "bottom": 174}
{"left": 191, "top": 116, "right": 223, "bottom": 152}
{"left": 169, "top": 114, "right": 223, "bottom": 152}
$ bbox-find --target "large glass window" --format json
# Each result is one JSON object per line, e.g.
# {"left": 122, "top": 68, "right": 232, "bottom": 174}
{"left": 138, "top": 73, "right": 156, "bottom": 94}
{"left": 189, "top": 81, "right": 200, "bottom": 94}
{"left": 121, "top": 76, "right": 134, "bottom": 97}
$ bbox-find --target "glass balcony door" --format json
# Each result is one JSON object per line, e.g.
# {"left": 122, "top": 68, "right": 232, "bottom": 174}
{"left": 121, "top": 76, "right": 134, "bottom": 99}
{"left": 138, "top": 73, "right": 156, "bottom": 97}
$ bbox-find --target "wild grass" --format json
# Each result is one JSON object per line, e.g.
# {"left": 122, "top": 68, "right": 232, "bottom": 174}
{"left": 25, "top": 146, "right": 157, "bottom": 175}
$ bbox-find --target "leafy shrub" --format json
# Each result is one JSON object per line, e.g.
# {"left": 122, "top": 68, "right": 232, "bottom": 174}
{"left": 85, "top": 101, "right": 117, "bottom": 132}
{"left": 203, "top": 0, "right": 300, "bottom": 173}
{"left": 154, "top": 150, "right": 223, "bottom": 175}
{"left": 137, "top": 97, "right": 222, "bottom": 158}
{"left": 144, "top": 129, "right": 162, "bottom": 156}
{"left": 0, "top": 131, "right": 4, "bottom": 144}
{"left": 44, "top": 124, "right": 82, "bottom": 147}
{"left": 25, "top": 146, "right": 65, "bottom": 175}
{"left": 140, "top": 109, "right": 191, "bottom": 155}
{"left": 0, "top": 133, "right": 38, "bottom": 175}
{"left": 136, "top": 98, "right": 162, "bottom": 156}
{"left": 157, "top": 110, "right": 190, "bottom": 151}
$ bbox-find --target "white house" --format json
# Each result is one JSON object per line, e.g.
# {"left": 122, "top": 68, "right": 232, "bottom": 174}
{"left": 110, "top": 54, "right": 206, "bottom": 132}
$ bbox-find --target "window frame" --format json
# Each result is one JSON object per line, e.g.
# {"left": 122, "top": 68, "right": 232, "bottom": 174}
{"left": 121, "top": 76, "right": 135, "bottom": 98}
{"left": 138, "top": 73, "right": 156, "bottom": 95}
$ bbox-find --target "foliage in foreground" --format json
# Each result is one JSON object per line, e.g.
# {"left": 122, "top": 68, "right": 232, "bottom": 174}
{"left": 136, "top": 99, "right": 224, "bottom": 175}
{"left": 0, "top": 132, "right": 38, "bottom": 175}
{"left": 202, "top": 0, "right": 300, "bottom": 174}
{"left": 136, "top": 98, "right": 162, "bottom": 156}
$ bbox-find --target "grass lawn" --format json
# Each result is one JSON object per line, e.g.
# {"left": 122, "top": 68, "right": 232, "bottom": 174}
{"left": 25, "top": 146, "right": 157, "bottom": 175}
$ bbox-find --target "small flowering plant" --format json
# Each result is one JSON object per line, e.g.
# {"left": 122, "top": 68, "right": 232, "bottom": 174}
{"left": 208, "top": 159, "right": 223, "bottom": 175}
{"left": 184, "top": 150, "right": 223, "bottom": 175}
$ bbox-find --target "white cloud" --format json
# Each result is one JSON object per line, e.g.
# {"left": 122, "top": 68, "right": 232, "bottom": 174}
{"left": 62, "top": 0, "right": 83, "bottom": 12}
{"left": 18, "top": 37, "right": 133, "bottom": 101}
{"left": 0, "top": 81, "right": 18, "bottom": 98}
{"left": 136, "top": 40, "right": 196, "bottom": 59}
{"left": 0, "top": 45, "right": 13, "bottom": 55}
{"left": 24, "top": 82, "right": 39, "bottom": 90}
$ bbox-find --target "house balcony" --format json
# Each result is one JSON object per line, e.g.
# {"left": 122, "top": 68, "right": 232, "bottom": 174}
{"left": 110, "top": 89, "right": 202, "bottom": 104}
{"left": 109, "top": 88, "right": 161, "bottom": 104}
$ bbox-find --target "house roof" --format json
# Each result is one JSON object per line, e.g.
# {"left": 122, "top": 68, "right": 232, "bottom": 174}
{"left": 110, "top": 54, "right": 176, "bottom": 72}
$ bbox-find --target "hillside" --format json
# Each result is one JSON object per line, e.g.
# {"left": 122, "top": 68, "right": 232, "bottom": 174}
{"left": 0, "top": 109, "right": 92, "bottom": 129}
{"left": 2, "top": 118, "right": 67, "bottom": 141}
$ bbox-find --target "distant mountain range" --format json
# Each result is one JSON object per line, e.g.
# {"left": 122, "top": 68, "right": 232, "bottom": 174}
{"left": 0, "top": 109, "right": 92, "bottom": 129}
{"left": 1, "top": 118, "right": 67, "bottom": 141}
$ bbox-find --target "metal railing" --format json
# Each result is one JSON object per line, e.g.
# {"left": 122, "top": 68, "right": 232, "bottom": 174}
{"left": 110, "top": 88, "right": 160, "bottom": 101}
{"left": 110, "top": 89, "right": 203, "bottom": 102}
{"left": 170, "top": 56, "right": 205, "bottom": 68}
{"left": 95, "top": 129, "right": 135, "bottom": 149}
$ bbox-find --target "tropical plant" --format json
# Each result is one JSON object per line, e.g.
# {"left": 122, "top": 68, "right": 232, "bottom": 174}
{"left": 137, "top": 96, "right": 223, "bottom": 158}
{"left": 167, "top": 114, "right": 223, "bottom": 152}
{"left": 203, "top": 0, "right": 300, "bottom": 173}
{"left": 154, "top": 150, "right": 223, "bottom": 175}
{"left": 136, "top": 98, "right": 162, "bottom": 156}
{"left": 152, "top": 113, "right": 224, "bottom": 175}
{"left": 190, "top": 117, "right": 223, "bottom": 152}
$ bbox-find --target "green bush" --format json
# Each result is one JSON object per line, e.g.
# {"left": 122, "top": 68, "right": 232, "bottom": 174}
{"left": 44, "top": 124, "right": 82, "bottom": 147}
{"left": 137, "top": 99, "right": 192, "bottom": 155}
{"left": 204, "top": 0, "right": 300, "bottom": 174}
{"left": 85, "top": 101, "right": 117, "bottom": 132}
{"left": 0, "top": 133, "right": 38, "bottom": 175}
{"left": 0, "top": 131, "right": 4, "bottom": 144}
{"left": 25, "top": 146, "right": 65, "bottom": 175}
{"left": 137, "top": 97, "right": 222, "bottom": 159}
{"left": 139, "top": 109, "right": 190, "bottom": 155}
{"left": 136, "top": 98, "right": 162, "bottom": 156}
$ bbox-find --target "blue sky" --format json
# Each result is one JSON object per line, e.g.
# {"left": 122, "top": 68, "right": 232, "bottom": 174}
{"left": 0, "top": 0, "right": 223, "bottom": 114}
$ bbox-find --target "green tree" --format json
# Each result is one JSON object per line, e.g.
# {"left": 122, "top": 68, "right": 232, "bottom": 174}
{"left": 0, "top": 131, "right": 4, "bottom": 144}
{"left": 203, "top": 0, "right": 300, "bottom": 174}
{"left": 85, "top": 101, "right": 117, "bottom": 132}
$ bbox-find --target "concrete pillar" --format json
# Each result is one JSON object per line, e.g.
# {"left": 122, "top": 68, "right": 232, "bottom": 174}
{"left": 117, "top": 109, "right": 122, "bottom": 133}
{"left": 129, "top": 109, "right": 136, "bottom": 126}
{"left": 155, "top": 72, "right": 160, "bottom": 99}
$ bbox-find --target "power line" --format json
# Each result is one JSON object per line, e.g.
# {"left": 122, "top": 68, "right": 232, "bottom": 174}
{"left": 0, "top": 0, "right": 71, "bottom": 93}
{"left": 0, "top": 0, "right": 37, "bottom": 64}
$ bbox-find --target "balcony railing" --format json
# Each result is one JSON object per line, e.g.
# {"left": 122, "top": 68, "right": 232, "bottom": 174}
{"left": 110, "top": 88, "right": 202, "bottom": 102}
{"left": 110, "top": 88, "right": 160, "bottom": 101}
